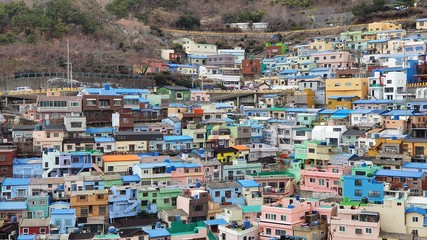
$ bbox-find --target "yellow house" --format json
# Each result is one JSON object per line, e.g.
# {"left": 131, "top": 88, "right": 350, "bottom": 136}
{"left": 215, "top": 147, "right": 238, "bottom": 164}
{"left": 325, "top": 78, "right": 368, "bottom": 101}
{"left": 231, "top": 145, "right": 250, "bottom": 161}
{"left": 294, "top": 89, "right": 315, "bottom": 108}
{"left": 405, "top": 208, "right": 427, "bottom": 237}
{"left": 70, "top": 190, "right": 109, "bottom": 218}
{"left": 403, "top": 138, "right": 427, "bottom": 156}
{"left": 327, "top": 96, "right": 360, "bottom": 109}
{"left": 416, "top": 18, "right": 427, "bottom": 30}
{"left": 102, "top": 154, "right": 140, "bottom": 173}
{"left": 368, "top": 22, "right": 401, "bottom": 32}
{"left": 368, "top": 138, "right": 403, "bottom": 157}
{"left": 309, "top": 39, "right": 334, "bottom": 51}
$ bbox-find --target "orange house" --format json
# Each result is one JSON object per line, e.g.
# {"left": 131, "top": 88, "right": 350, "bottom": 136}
{"left": 70, "top": 190, "right": 109, "bottom": 219}
{"left": 102, "top": 154, "right": 140, "bottom": 174}
{"left": 231, "top": 145, "right": 250, "bottom": 161}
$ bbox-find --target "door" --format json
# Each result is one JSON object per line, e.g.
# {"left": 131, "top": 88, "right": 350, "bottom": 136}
{"left": 27, "top": 212, "right": 33, "bottom": 219}
{"left": 326, "top": 181, "right": 329, "bottom": 188}
{"left": 129, "top": 145, "right": 135, "bottom": 152}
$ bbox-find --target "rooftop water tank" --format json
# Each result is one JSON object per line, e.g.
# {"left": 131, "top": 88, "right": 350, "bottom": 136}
{"left": 243, "top": 219, "right": 251, "bottom": 229}
{"left": 108, "top": 227, "right": 117, "bottom": 234}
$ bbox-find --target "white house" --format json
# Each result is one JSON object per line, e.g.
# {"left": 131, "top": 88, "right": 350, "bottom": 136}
{"left": 416, "top": 18, "right": 427, "bottom": 30}
{"left": 312, "top": 125, "right": 347, "bottom": 145}
{"left": 369, "top": 70, "right": 406, "bottom": 100}
{"left": 182, "top": 39, "right": 217, "bottom": 56}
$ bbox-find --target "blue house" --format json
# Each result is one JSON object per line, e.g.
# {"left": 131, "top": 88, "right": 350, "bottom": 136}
{"left": 1, "top": 178, "right": 31, "bottom": 200}
{"left": 86, "top": 127, "right": 115, "bottom": 137}
{"left": 206, "top": 182, "right": 245, "bottom": 205}
{"left": 162, "top": 117, "right": 182, "bottom": 135}
{"left": 342, "top": 166, "right": 384, "bottom": 204}
{"left": 108, "top": 186, "right": 140, "bottom": 222}
{"left": 50, "top": 208, "right": 76, "bottom": 234}
{"left": 163, "top": 135, "right": 193, "bottom": 152}
{"left": 241, "top": 107, "right": 270, "bottom": 118}
{"left": 13, "top": 158, "right": 43, "bottom": 178}
{"left": 121, "top": 175, "right": 141, "bottom": 186}
{"left": 83, "top": 175, "right": 105, "bottom": 190}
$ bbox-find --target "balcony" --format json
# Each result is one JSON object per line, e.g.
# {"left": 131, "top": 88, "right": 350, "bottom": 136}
{"left": 109, "top": 200, "right": 139, "bottom": 219}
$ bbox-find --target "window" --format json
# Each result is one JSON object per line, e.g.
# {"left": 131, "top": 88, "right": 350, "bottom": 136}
{"left": 152, "top": 193, "right": 157, "bottom": 198}
{"left": 266, "top": 228, "right": 272, "bottom": 235}
{"left": 265, "top": 213, "right": 276, "bottom": 220}
{"left": 355, "top": 179, "right": 362, "bottom": 186}
{"left": 368, "top": 191, "right": 381, "bottom": 198}
{"left": 194, "top": 205, "right": 203, "bottom": 211}
{"left": 164, "top": 198, "right": 170, "bottom": 204}
{"left": 65, "top": 219, "right": 72, "bottom": 226}
{"left": 39, "top": 200, "right": 46, "bottom": 205}
{"left": 355, "top": 189, "right": 362, "bottom": 196}
{"left": 113, "top": 100, "right": 121, "bottom": 106}
{"left": 71, "top": 102, "right": 79, "bottom": 107}
{"left": 36, "top": 210, "right": 44, "bottom": 217}
{"left": 17, "top": 189, "right": 26, "bottom": 197}
{"left": 79, "top": 195, "right": 87, "bottom": 200}
{"left": 80, "top": 208, "right": 88, "bottom": 217}
{"left": 275, "top": 229, "right": 286, "bottom": 236}
{"left": 23, "top": 228, "right": 29, "bottom": 234}
{"left": 99, "top": 100, "right": 109, "bottom": 107}
{"left": 333, "top": 128, "right": 342, "bottom": 132}
{"left": 308, "top": 148, "right": 315, "bottom": 153}
{"left": 333, "top": 180, "right": 340, "bottom": 186}
{"left": 107, "top": 166, "right": 114, "bottom": 172}
{"left": 142, "top": 192, "right": 148, "bottom": 197}
{"left": 309, "top": 178, "right": 315, "bottom": 183}
{"left": 413, "top": 216, "right": 419, "bottom": 222}
{"left": 355, "top": 228, "right": 362, "bottom": 234}
{"left": 87, "top": 100, "right": 96, "bottom": 106}
{"left": 295, "top": 131, "right": 305, "bottom": 136}
{"left": 281, "top": 215, "right": 286, "bottom": 221}
{"left": 176, "top": 92, "right": 183, "bottom": 100}
{"left": 345, "top": 82, "right": 351, "bottom": 86}
{"left": 338, "top": 226, "right": 346, "bottom": 232}
{"left": 365, "top": 228, "right": 373, "bottom": 234}
{"left": 319, "top": 179, "right": 325, "bottom": 186}
{"left": 71, "top": 122, "right": 82, "bottom": 128}
{"left": 97, "top": 194, "right": 104, "bottom": 200}
{"left": 99, "top": 206, "right": 106, "bottom": 215}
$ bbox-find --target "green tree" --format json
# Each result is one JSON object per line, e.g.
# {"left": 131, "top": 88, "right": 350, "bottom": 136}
{"left": 393, "top": 0, "right": 415, "bottom": 8}
{"left": 106, "top": 0, "right": 141, "bottom": 19}
{"left": 175, "top": 15, "right": 200, "bottom": 30}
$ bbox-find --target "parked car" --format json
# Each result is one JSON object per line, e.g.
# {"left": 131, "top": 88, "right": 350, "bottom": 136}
{"left": 10, "top": 86, "right": 32, "bottom": 92}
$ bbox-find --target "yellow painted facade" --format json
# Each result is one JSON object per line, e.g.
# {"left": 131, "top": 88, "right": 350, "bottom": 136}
{"left": 368, "top": 22, "right": 401, "bottom": 32}
{"left": 70, "top": 190, "right": 109, "bottom": 218}
{"left": 115, "top": 140, "right": 147, "bottom": 153}
{"left": 327, "top": 96, "right": 360, "bottom": 110}
{"left": 368, "top": 138, "right": 403, "bottom": 157}
{"left": 309, "top": 40, "right": 334, "bottom": 51}
{"left": 325, "top": 78, "right": 368, "bottom": 101}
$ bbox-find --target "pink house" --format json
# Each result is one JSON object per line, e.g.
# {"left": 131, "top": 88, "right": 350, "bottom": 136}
{"left": 190, "top": 90, "right": 210, "bottom": 102}
{"left": 150, "top": 62, "right": 169, "bottom": 73}
{"left": 170, "top": 162, "right": 204, "bottom": 186}
{"left": 310, "top": 51, "right": 354, "bottom": 69}
{"left": 300, "top": 164, "right": 351, "bottom": 195}
{"left": 259, "top": 197, "right": 336, "bottom": 240}
{"left": 330, "top": 209, "right": 380, "bottom": 239}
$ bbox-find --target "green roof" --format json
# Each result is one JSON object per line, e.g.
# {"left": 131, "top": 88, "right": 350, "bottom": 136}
{"left": 248, "top": 171, "right": 294, "bottom": 178}
{"left": 167, "top": 221, "right": 206, "bottom": 236}
{"left": 241, "top": 205, "right": 261, "bottom": 213}
{"left": 269, "top": 107, "right": 286, "bottom": 111}
{"left": 93, "top": 234, "right": 120, "bottom": 239}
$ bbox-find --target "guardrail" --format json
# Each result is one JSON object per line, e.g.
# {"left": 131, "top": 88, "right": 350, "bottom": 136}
{"left": 1, "top": 87, "right": 80, "bottom": 96}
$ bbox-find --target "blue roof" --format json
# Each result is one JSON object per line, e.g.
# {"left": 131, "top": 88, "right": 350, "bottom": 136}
{"left": 309, "top": 67, "right": 330, "bottom": 72}
{"left": 223, "top": 117, "right": 236, "bottom": 123}
{"left": 367, "top": 39, "right": 389, "bottom": 44}
{"left": 2, "top": 178, "right": 30, "bottom": 186}
{"left": 115, "top": 88, "right": 150, "bottom": 95}
{"left": 163, "top": 135, "right": 193, "bottom": 141}
{"left": 353, "top": 99, "right": 392, "bottom": 104}
{"left": 328, "top": 95, "right": 356, "bottom": 100}
{"left": 375, "top": 169, "right": 425, "bottom": 178}
{"left": 330, "top": 110, "right": 353, "bottom": 119}
{"left": 17, "top": 235, "right": 36, "bottom": 240}
{"left": 171, "top": 162, "right": 201, "bottom": 169}
{"left": 86, "top": 127, "right": 114, "bottom": 134}
{"left": 285, "top": 108, "right": 322, "bottom": 113}
{"left": 319, "top": 109, "right": 338, "bottom": 114}
{"left": 236, "top": 179, "right": 261, "bottom": 188}
{"left": 121, "top": 175, "right": 141, "bottom": 182}
{"left": 0, "top": 201, "right": 26, "bottom": 210}
{"left": 406, "top": 206, "right": 427, "bottom": 215}
{"left": 279, "top": 69, "right": 298, "bottom": 74}
{"left": 144, "top": 228, "right": 171, "bottom": 238}
{"left": 94, "top": 137, "right": 115, "bottom": 143}
{"left": 380, "top": 110, "right": 426, "bottom": 116}
{"left": 13, "top": 158, "right": 42, "bottom": 165}
{"left": 137, "top": 162, "right": 168, "bottom": 169}
{"left": 203, "top": 218, "right": 228, "bottom": 226}
{"left": 169, "top": 103, "right": 188, "bottom": 108}
{"left": 351, "top": 109, "right": 374, "bottom": 114}
{"left": 417, "top": 18, "right": 427, "bottom": 22}
{"left": 292, "top": 75, "right": 318, "bottom": 79}
{"left": 215, "top": 103, "right": 234, "bottom": 109}
{"left": 263, "top": 94, "right": 278, "bottom": 98}
{"left": 402, "top": 162, "right": 427, "bottom": 169}
{"left": 50, "top": 201, "right": 70, "bottom": 207}
{"left": 50, "top": 208, "right": 76, "bottom": 215}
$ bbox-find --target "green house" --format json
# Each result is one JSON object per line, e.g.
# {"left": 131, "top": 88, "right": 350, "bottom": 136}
{"left": 157, "top": 86, "right": 190, "bottom": 101}
{"left": 27, "top": 196, "right": 49, "bottom": 219}
{"left": 102, "top": 174, "right": 123, "bottom": 189}
{"left": 139, "top": 187, "right": 184, "bottom": 212}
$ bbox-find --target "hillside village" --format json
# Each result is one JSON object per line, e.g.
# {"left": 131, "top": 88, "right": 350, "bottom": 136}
{"left": 3, "top": 18, "right": 427, "bottom": 240}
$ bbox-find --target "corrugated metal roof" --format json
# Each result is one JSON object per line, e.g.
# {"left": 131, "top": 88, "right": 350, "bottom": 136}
{"left": 374, "top": 169, "right": 425, "bottom": 178}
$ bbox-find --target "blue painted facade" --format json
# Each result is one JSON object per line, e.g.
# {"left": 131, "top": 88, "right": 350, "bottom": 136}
{"left": 342, "top": 175, "right": 384, "bottom": 204}
{"left": 50, "top": 208, "right": 76, "bottom": 234}
{"left": 83, "top": 176, "right": 105, "bottom": 191}
{"left": 13, "top": 158, "right": 43, "bottom": 178}
{"left": 108, "top": 186, "right": 140, "bottom": 222}
{"left": 163, "top": 135, "right": 193, "bottom": 152}
{"left": 162, "top": 117, "right": 182, "bottom": 135}
{"left": 206, "top": 182, "right": 245, "bottom": 205}
{"left": 1, "top": 178, "right": 31, "bottom": 200}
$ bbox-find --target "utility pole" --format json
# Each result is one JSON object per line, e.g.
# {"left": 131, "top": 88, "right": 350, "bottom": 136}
{"left": 66, "top": 39, "right": 70, "bottom": 86}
